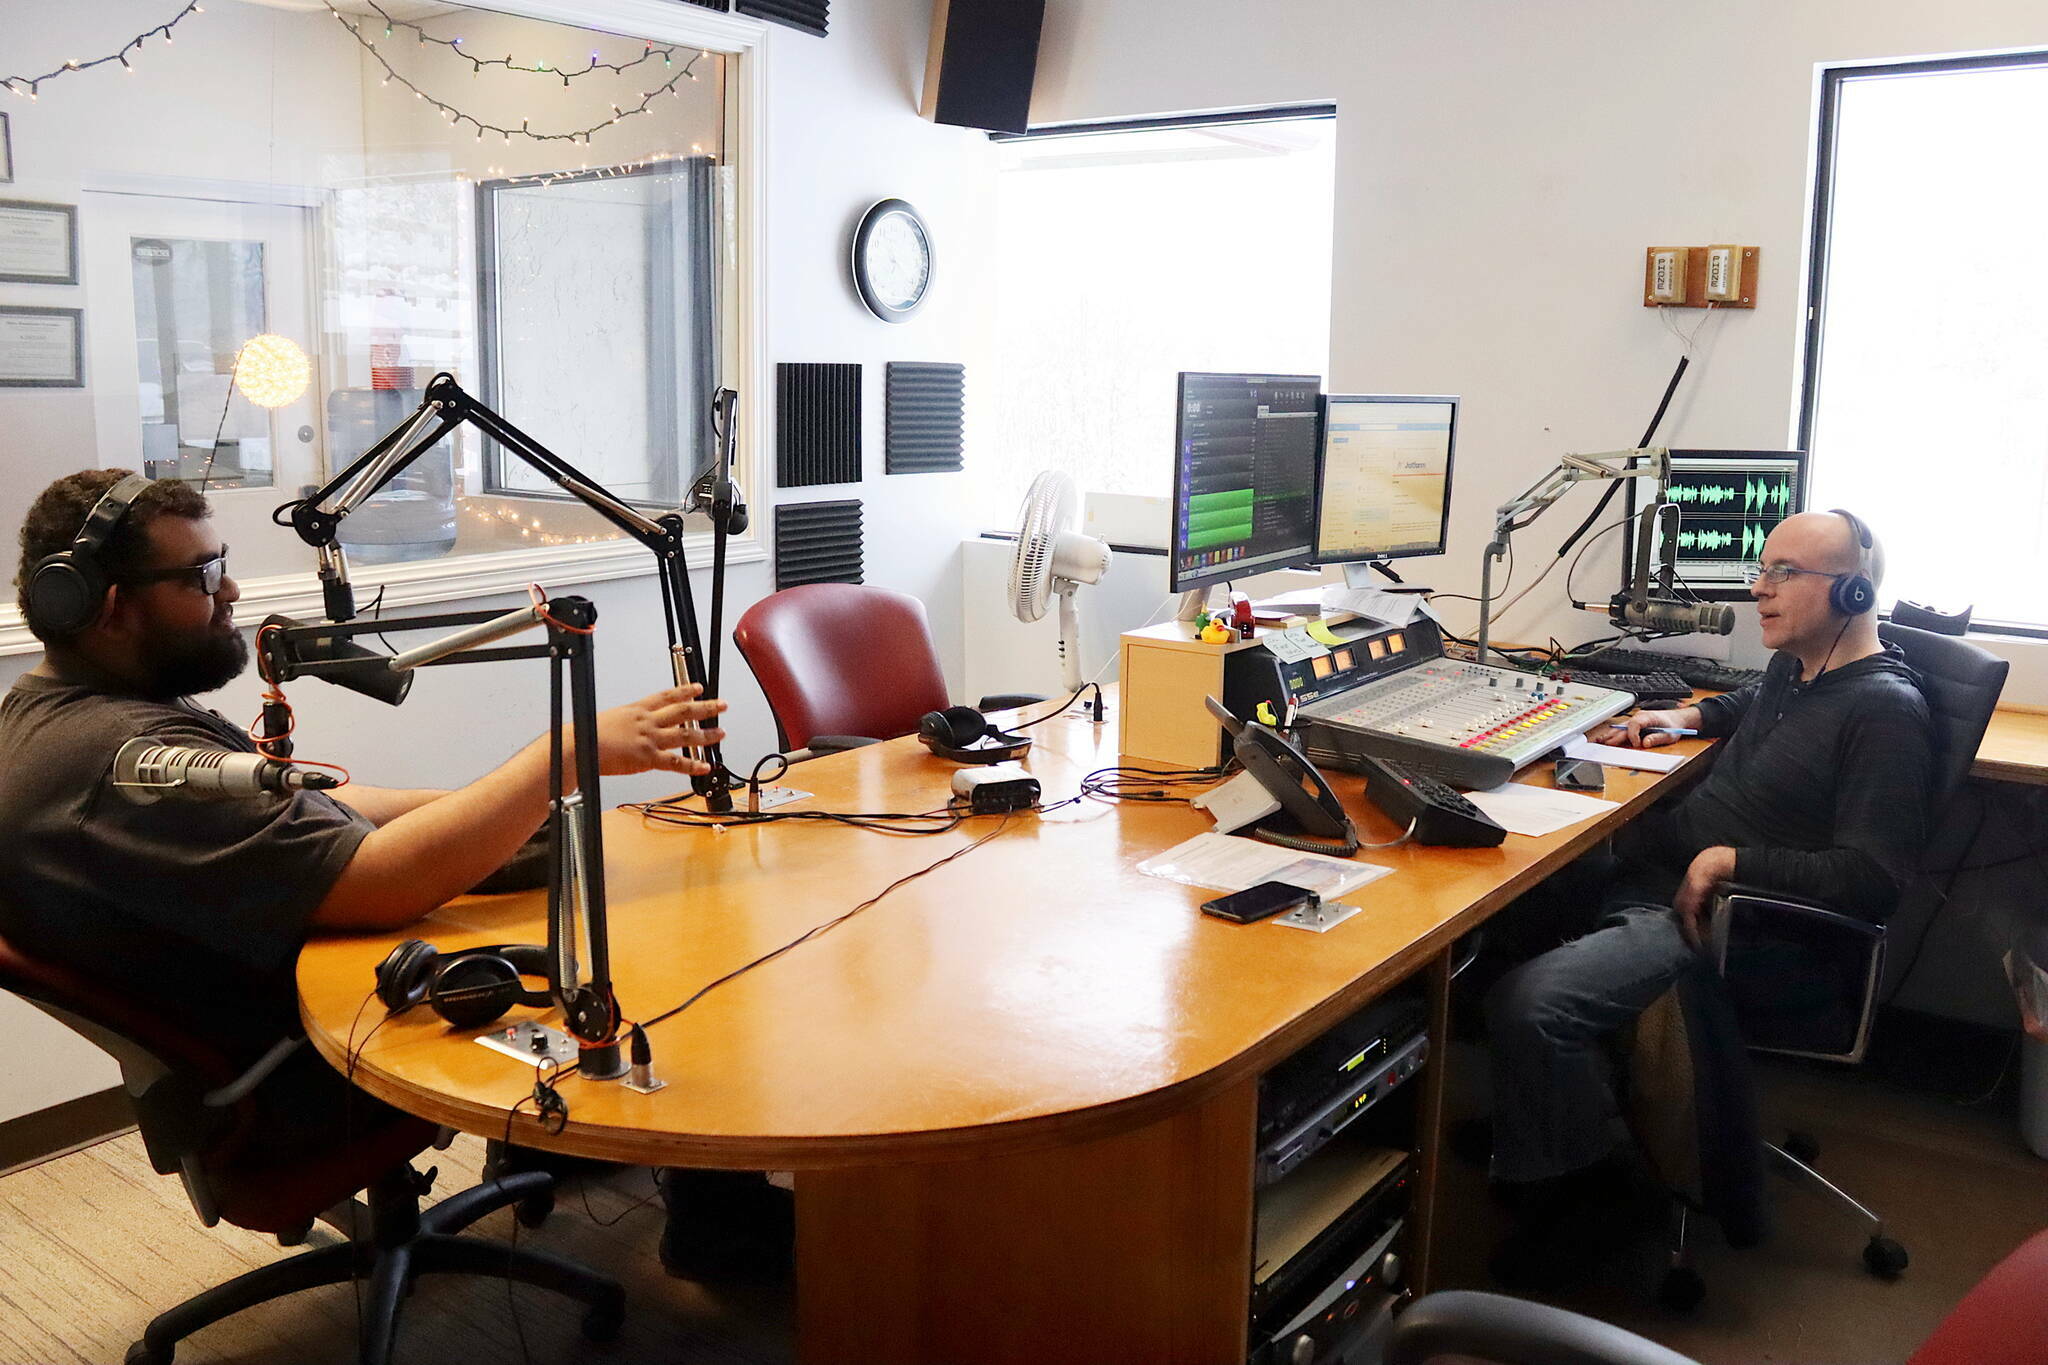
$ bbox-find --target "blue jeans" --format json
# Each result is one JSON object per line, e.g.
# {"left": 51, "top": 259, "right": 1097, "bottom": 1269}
{"left": 1485, "top": 898, "right": 1700, "bottom": 1184}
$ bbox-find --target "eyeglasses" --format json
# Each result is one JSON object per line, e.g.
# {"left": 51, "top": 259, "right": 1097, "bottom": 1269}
{"left": 1739, "top": 561, "right": 1844, "bottom": 587}
{"left": 122, "top": 547, "right": 229, "bottom": 596}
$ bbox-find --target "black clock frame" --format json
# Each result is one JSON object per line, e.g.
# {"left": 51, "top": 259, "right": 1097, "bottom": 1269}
{"left": 850, "top": 197, "right": 932, "bottom": 323}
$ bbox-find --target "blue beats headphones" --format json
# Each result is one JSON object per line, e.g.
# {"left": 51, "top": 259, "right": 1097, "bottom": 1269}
{"left": 23, "top": 473, "right": 152, "bottom": 639}
{"left": 1828, "top": 508, "right": 1877, "bottom": 617}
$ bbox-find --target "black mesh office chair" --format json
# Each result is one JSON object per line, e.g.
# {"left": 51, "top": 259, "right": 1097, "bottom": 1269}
{"left": 1647, "top": 622, "right": 2008, "bottom": 1306}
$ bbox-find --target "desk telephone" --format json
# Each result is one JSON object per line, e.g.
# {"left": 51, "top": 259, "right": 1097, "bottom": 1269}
{"left": 1201, "top": 697, "right": 1506, "bottom": 851}
{"left": 1203, "top": 695, "right": 1359, "bottom": 856}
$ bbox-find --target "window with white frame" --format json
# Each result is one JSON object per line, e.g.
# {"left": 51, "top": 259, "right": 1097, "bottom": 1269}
{"left": 0, "top": 0, "right": 746, "bottom": 633}
{"left": 974, "top": 111, "right": 1337, "bottom": 530}
{"left": 1802, "top": 51, "right": 2048, "bottom": 632}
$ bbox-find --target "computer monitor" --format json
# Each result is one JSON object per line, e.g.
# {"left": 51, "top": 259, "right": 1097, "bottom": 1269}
{"left": 1171, "top": 372, "right": 1323, "bottom": 593}
{"left": 1629, "top": 448, "right": 1808, "bottom": 599}
{"left": 1312, "top": 394, "right": 1458, "bottom": 565}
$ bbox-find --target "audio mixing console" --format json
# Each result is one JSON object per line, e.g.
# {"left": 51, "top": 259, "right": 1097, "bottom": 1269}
{"left": 1296, "top": 659, "right": 1633, "bottom": 790}
{"left": 1217, "top": 615, "right": 1637, "bottom": 790}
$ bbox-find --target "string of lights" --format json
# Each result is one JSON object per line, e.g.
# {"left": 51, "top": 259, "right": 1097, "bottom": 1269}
{"left": 460, "top": 499, "right": 621, "bottom": 548}
{"left": 325, "top": 5, "right": 707, "bottom": 146}
{"left": 347, "top": 0, "right": 700, "bottom": 85}
{"left": 3, "top": 1, "right": 205, "bottom": 101}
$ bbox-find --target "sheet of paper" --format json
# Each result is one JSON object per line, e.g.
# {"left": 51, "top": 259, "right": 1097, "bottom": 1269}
{"left": 1463, "top": 783, "right": 1618, "bottom": 838}
{"left": 1262, "top": 628, "right": 1311, "bottom": 663}
{"left": 1305, "top": 619, "right": 1347, "bottom": 647}
{"left": 1264, "top": 625, "right": 1328, "bottom": 664}
{"left": 1137, "top": 832, "right": 1393, "bottom": 901}
{"left": 1320, "top": 585, "right": 1442, "bottom": 629}
{"left": 1560, "top": 734, "right": 1686, "bottom": 773}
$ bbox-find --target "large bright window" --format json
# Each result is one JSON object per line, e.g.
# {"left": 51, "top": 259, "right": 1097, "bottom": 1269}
{"left": 975, "top": 111, "right": 1336, "bottom": 528}
{"left": 1802, "top": 52, "right": 2048, "bottom": 632}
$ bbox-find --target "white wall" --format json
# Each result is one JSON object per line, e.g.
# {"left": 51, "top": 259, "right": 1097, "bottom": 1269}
{"left": 1035, "top": 0, "right": 2048, "bottom": 700}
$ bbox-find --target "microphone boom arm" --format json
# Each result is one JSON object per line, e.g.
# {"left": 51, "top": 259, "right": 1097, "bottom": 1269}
{"left": 1477, "top": 447, "right": 1670, "bottom": 665}
{"left": 259, "top": 600, "right": 629, "bottom": 1079}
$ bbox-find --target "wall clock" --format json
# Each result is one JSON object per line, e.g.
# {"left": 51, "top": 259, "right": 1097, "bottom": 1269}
{"left": 851, "top": 198, "right": 932, "bottom": 322}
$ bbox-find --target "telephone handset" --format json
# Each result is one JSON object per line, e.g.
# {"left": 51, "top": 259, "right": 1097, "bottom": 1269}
{"left": 1204, "top": 696, "right": 1359, "bottom": 856}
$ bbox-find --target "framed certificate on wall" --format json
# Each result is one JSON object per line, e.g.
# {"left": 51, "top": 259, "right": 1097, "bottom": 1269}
{"left": 0, "top": 199, "right": 78, "bottom": 284}
{"left": 0, "top": 306, "right": 83, "bottom": 386}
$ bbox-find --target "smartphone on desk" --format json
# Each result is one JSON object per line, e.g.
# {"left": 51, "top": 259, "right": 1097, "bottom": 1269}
{"left": 1201, "top": 880, "right": 1319, "bottom": 925}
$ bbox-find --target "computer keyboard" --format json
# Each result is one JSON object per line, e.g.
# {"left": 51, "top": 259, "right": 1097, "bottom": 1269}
{"left": 1557, "top": 669, "right": 1692, "bottom": 703}
{"left": 1579, "top": 646, "right": 1768, "bottom": 692}
{"left": 1357, "top": 753, "right": 1507, "bottom": 848}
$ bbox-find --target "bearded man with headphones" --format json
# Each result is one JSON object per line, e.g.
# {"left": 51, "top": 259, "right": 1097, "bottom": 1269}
{"left": 0, "top": 469, "right": 725, "bottom": 1152}
{"left": 1473, "top": 510, "right": 1935, "bottom": 1289}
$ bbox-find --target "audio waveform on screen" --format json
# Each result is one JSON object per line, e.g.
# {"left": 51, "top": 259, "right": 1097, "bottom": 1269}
{"left": 1674, "top": 522, "right": 1778, "bottom": 558}
{"left": 1667, "top": 477, "right": 1793, "bottom": 513}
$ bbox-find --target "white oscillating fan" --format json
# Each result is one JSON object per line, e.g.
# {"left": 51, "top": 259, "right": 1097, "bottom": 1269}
{"left": 1008, "top": 471, "right": 1113, "bottom": 692}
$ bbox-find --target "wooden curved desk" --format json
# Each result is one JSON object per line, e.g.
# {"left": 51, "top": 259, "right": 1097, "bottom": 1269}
{"left": 299, "top": 702, "right": 1711, "bottom": 1364}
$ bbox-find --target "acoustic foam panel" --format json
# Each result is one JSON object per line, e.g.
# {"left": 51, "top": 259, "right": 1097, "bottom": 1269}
{"left": 777, "top": 362, "right": 862, "bottom": 488}
{"left": 775, "top": 500, "right": 864, "bottom": 589}
{"left": 737, "top": 0, "right": 828, "bottom": 37}
{"left": 885, "top": 362, "right": 965, "bottom": 474}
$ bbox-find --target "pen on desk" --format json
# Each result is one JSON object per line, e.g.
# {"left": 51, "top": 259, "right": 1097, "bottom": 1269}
{"left": 1605, "top": 723, "right": 1698, "bottom": 737}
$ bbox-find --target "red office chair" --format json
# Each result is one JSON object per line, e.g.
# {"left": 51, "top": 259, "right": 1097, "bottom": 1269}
{"left": 1385, "top": 1226, "right": 2048, "bottom": 1365}
{"left": 0, "top": 930, "right": 624, "bottom": 1365}
{"left": 733, "top": 582, "right": 1039, "bottom": 752}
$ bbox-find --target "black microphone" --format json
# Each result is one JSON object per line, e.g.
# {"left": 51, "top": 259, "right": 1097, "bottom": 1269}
{"left": 112, "top": 738, "right": 340, "bottom": 804}
{"left": 259, "top": 614, "right": 414, "bottom": 707}
{"left": 709, "top": 387, "right": 747, "bottom": 534}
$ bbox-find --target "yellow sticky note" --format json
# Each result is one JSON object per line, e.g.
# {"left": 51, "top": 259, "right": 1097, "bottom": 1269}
{"left": 1305, "top": 620, "right": 1345, "bottom": 647}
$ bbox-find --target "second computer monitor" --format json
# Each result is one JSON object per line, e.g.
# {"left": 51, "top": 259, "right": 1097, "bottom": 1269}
{"left": 1313, "top": 394, "right": 1459, "bottom": 565}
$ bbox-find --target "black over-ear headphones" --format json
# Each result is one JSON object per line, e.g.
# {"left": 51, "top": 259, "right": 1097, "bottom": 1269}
{"left": 1827, "top": 508, "right": 1877, "bottom": 617}
{"left": 374, "top": 939, "right": 554, "bottom": 1029}
{"left": 23, "top": 473, "right": 152, "bottom": 639}
{"left": 917, "top": 705, "right": 1032, "bottom": 764}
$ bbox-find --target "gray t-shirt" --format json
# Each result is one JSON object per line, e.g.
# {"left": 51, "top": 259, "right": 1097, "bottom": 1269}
{"left": 0, "top": 673, "right": 372, "bottom": 1062}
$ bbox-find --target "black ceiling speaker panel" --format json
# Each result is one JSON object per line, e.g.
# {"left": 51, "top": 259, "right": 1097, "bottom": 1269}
{"left": 737, "top": 0, "right": 829, "bottom": 37}
{"left": 777, "top": 362, "right": 862, "bottom": 488}
{"left": 775, "top": 500, "right": 864, "bottom": 589}
{"left": 921, "top": 0, "right": 1046, "bottom": 134}
{"left": 885, "top": 363, "right": 965, "bottom": 474}
{"left": 671, "top": 0, "right": 729, "bottom": 10}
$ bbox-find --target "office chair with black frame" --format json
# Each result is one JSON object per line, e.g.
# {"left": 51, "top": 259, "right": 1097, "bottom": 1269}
{"left": 1386, "top": 1226, "right": 2048, "bottom": 1365}
{"left": 1640, "top": 617, "right": 2008, "bottom": 1308}
{"left": 0, "top": 922, "right": 626, "bottom": 1365}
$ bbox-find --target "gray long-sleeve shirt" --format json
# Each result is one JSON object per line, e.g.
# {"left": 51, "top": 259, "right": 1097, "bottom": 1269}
{"left": 1623, "top": 645, "right": 1933, "bottom": 920}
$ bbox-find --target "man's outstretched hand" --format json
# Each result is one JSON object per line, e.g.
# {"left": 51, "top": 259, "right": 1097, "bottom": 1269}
{"left": 594, "top": 684, "right": 728, "bottom": 776}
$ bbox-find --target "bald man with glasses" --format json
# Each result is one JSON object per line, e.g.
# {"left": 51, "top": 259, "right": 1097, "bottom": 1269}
{"left": 1478, "top": 510, "right": 1934, "bottom": 1287}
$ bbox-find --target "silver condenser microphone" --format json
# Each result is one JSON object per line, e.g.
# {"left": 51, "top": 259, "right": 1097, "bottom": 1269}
{"left": 1616, "top": 598, "right": 1738, "bottom": 635}
{"left": 112, "top": 737, "right": 341, "bottom": 805}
